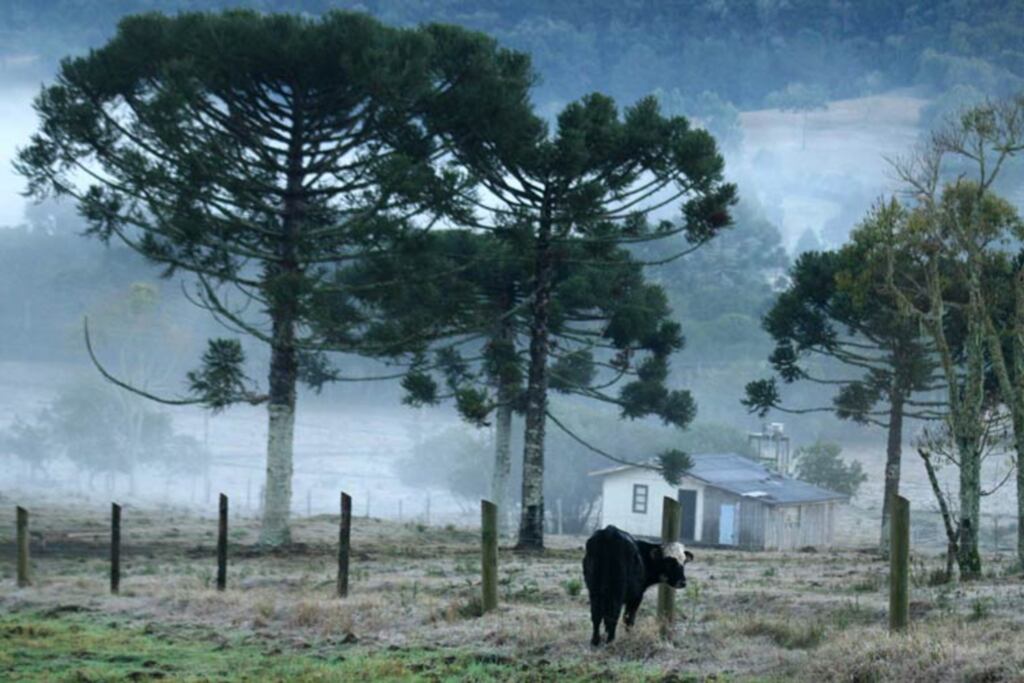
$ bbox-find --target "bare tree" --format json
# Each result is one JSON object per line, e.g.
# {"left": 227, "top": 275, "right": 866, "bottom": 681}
{"left": 885, "top": 94, "right": 1024, "bottom": 577}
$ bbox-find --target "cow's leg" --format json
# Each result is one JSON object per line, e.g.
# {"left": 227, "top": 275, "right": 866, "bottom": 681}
{"left": 604, "top": 598, "right": 623, "bottom": 644}
{"left": 589, "top": 597, "right": 603, "bottom": 647}
{"left": 623, "top": 595, "right": 642, "bottom": 629}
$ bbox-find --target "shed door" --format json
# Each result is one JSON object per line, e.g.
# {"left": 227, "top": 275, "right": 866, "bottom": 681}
{"left": 678, "top": 489, "right": 697, "bottom": 541}
{"left": 719, "top": 504, "right": 737, "bottom": 545}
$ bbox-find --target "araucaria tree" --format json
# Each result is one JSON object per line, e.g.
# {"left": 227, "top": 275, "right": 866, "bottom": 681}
{"left": 383, "top": 229, "right": 698, "bottom": 534}
{"left": 884, "top": 96, "right": 1024, "bottom": 577}
{"left": 17, "top": 11, "right": 532, "bottom": 545}
{"left": 434, "top": 92, "right": 736, "bottom": 548}
{"left": 744, "top": 205, "right": 942, "bottom": 553}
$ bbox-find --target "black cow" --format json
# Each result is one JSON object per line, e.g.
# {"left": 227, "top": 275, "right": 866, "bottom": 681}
{"left": 582, "top": 525, "right": 693, "bottom": 646}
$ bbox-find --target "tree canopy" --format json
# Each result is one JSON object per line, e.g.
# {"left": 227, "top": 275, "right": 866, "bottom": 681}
{"left": 16, "top": 9, "right": 535, "bottom": 544}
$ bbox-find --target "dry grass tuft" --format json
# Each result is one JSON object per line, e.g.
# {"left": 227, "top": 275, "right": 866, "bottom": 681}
{"left": 738, "top": 616, "right": 824, "bottom": 649}
{"left": 803, "top": 620, "right": 1024, "bottom": 682}
{"left": 433, "top": 595, "right": 484, "bottom": 623}
{"left": 287, "top": 598, "right": 354, "bottom": 633}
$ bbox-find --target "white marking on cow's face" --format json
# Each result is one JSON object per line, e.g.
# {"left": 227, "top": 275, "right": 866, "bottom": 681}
{"left": 663, "top": 542, "right": 688, "bottom": 563}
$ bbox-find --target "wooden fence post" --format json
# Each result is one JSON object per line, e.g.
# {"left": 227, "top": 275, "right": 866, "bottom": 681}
{"left": 16, "top": 506, "right": 30, "bottom": 588}
{"left": 889, "top": 494, "right": 910, "bottom": 632}
{"left": 481, "top": 500, "right": 498, "bottom": 613}
{"left": 111, "top": 503, "right": 121, "bottom": 595}
{"left": 217, "top": 494, "right": 228, "bottom": 591}
{"left": 337, "top": 492, "right": 351, "bottom": 598}
{"left": 658, "top": 497, "right": 681, "bottom": 639}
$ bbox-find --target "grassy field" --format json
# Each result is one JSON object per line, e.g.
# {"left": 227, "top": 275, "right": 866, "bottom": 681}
{"left": 2, "top": 499, "right": 1024, "bottom": 682}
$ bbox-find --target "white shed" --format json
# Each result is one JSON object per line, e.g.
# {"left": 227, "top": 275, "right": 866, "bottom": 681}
{"left": 591, "top": 452, "right": 848, "bottom": 550}
{"left": 591, "top": 463, "right": 707, "bottom": 541}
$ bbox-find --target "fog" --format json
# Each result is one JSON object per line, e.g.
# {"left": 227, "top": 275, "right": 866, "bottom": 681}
{"left": 1, "top": 2, "right": 1022, "bottom": 547}
{"left": 0, "top": 85, "right": 36, "bottom": 226}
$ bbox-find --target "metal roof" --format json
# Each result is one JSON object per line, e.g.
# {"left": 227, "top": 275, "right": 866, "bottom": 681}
{"left": 590, "top": 452, "right": 848, "bottom": 506}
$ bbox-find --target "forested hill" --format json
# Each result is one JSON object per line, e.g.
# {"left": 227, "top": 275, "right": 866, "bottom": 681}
{"left": 3, "top": 0, "right": 1023, "bottom": 110}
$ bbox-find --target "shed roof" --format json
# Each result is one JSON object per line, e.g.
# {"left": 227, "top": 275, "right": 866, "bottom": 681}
{"left": 590, "top": 452, "right": 848, "bottom": 505}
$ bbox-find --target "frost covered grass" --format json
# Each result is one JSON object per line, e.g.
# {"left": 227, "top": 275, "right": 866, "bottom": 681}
{"left": 2, "top": 501, "right": 1024, "bottom": 680}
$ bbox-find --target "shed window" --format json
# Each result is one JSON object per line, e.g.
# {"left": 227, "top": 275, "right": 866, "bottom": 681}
{"left": 632, "top": 484, "right": 649, "bottom": 514}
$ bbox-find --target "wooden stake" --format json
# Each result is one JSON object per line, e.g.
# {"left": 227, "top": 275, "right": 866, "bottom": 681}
{"left": 658, "top": 497, "right": 681, "bottom": 639}
{"left": 889, "top": 494, "right": 910, "bottom": 631}
{"left": 217, "top": 494, "right": 228, "bottom": 591}
{"left": 337, "top": 492, "right": 352, "bottom": 598}
{"left": 481, "top": 500, "right": 498, "bottom": 613}
{"left": 16, "top": 506, "right": 30, "bottom": 588}
{"left": 110, "top": 503, "right": 121, "bottom": 594}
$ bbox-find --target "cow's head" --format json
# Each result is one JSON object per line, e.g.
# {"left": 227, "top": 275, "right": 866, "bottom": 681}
{"left": 651, "top": 542, "right": 694, "bottom": 588}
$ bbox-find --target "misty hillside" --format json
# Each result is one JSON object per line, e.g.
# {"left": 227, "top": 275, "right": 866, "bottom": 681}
{"left": 3, "top": 0, "right": 1024, "bottom": 109}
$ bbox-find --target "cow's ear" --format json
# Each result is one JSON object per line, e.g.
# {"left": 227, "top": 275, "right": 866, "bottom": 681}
{"left": 684, "top": 550, "right": 694, "bottom": 563}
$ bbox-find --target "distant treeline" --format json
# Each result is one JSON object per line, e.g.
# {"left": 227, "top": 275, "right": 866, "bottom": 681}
{"left": 3, "top": 0, "right": 1023, "bottom": 108}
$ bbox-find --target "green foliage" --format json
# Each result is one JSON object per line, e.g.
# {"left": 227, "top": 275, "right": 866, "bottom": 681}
{"left": 742, "top": 378, "right": 781, "bottom": 418}
{"left": 296, "top": 351, "right": 341, "bottom": 394}
{"left": 454, "top": 387, "right": 492, "bottom": 428}
{"left": 657, "top": 449, "right": 693, "bottom": 487}
{"left": 745, "top": 204, "right": 938, "bottom": 430}
{"left": 401, "top": 371, "right": 439, "bottom": 407}
{"left": 794, "top": 440, "right": 866, "bottom": 497}
{"left": 17, "top": 9, "right": 535, "bottom": 408}
{"left": 549, "top": 350, "right": 595, "bottom": 393}
{"left": 186, "top": 339, "right": 254, "bottom": 411}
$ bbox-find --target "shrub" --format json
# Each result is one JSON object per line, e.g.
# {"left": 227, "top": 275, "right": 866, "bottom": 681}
{"left": 794, "top": 440, "right": 867, "bottom": 496}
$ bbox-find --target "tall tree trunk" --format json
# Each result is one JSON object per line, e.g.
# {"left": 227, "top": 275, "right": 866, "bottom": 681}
{"left": 516, "top": 201, "right": 553, "bottom": 550}
{"left": 1011, "top": 269, "right": 1024, "bottom": 571}
{"left": 491, "top": 285, "right": 517, "bottom": 534}
{"left": 879, "top": 389, "right": 905, "bottom": 555}
{"left": 261, "top": 326, "right": 297, "bottom": 545}
{"left": 952, "top": 282, "right": 987, "bottom": 579}
{"left": 976, "top": 266, "right": 1024, "bottom": 571}
{"left": 957, "top": 435, "right": 982, "bottom": 579}
{"left": 1010, "top": 406, "right": 1024, "bottom": 571}
{"left": 956, "top": 317, "right": 984, "bottom": 579}
{"left": 259, "top": 89, "right": 304, "bottom": 546}
{"left": 491, "top": 397, "right": 513, "bottom": 534}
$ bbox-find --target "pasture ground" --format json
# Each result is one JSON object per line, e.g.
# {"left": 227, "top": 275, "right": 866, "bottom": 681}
{"left": 2, "top": 500, "right": 1024, "bottom": 682}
